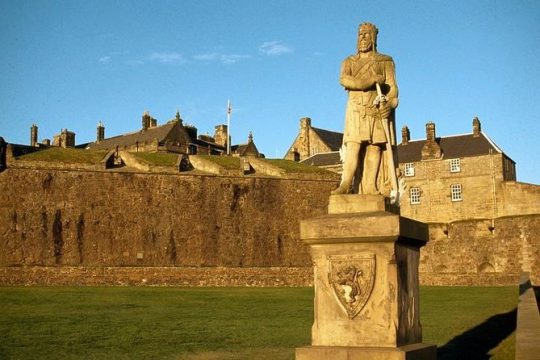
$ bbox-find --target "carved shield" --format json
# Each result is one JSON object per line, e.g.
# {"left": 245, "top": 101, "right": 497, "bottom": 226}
{"left": 328, "top": 253, "right": 376, "bottom": 319}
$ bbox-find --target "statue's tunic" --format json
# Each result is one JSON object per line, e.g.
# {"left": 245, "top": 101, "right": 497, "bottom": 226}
{"left": 341, "top": 53, "right": 398, "bottom": 145}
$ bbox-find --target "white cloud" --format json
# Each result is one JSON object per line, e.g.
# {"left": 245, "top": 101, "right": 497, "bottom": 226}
{"left": 98, "top": 56, "right": 111, "bottom": 64}
{"left": 220, "top": 54, "right": 251, "bottom": 64}
{"left": 193, "top": 52, "right": 251, "bottom": 65}
{"left": 150, "top": 52, "right": 187, "bottom": 64}
{"left": 193, "top": 53, "right": 219, "bottom": 61}
{"left": 258, "top": 41, "right": 293, "bottom": 56}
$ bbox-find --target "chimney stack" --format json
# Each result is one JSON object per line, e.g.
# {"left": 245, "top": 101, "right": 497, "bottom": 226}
{"left": 472, "top": 116, "right": 481, "bottom": 137}
{"left": 142, "top": 111, "right": 151, "bottom": 131}
{"left": 97, "top": 121, "right": 105, "bottom": 142}
{"left": 426, "top": 122, "right": 436, "bottom": 142}
{"left": 421, "top": 121, "right": 442, "bottom": 160}
{"left": 175, "top": 110, "right": 183, "bottom": 125}
{"left": 401, "top": 125, "right": 410, "bottom": 145}
{"left": 30, "top": 124, "right": 38, "bottom": 147}
{"left": 300, "top": 117, "right": 311, "bottom": 129}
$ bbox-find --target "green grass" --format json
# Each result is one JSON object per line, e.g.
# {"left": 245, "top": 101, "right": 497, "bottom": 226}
{"left": 131, "top": 152, "right": 179, "bottom": 166}
{"left": 198, "top": 155, "right": 241, "bottom": 170}
{"left": 16, "top": 147, "right": 109, "bottom": 164}
{"left": 0, "top": 286, "right": 517, "bottom": 360}
{"left": 265, "top": 159, "right": 333, "bottom": 174}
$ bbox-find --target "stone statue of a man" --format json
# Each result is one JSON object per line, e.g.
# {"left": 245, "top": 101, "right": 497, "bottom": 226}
{"left": 332, "top": 22, "right": 399, "bottom": 198}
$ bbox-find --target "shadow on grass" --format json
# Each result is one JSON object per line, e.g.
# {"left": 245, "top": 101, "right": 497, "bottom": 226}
{"left": 437, "top": 308, "right": 516, "bottom": 360}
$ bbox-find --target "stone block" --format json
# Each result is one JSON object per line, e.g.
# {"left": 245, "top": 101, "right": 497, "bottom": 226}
{"left": 296, "top": 343, "right": 437, "bottom": 360}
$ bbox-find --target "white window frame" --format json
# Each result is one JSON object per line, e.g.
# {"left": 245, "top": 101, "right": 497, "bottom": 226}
{"left": 451, "top": 184, "right": 462, "bottom": 202}
{"left": 404, "top": 163, "right": 415, "bottom": 177}
{"left": 409, "top": 187, "right": 421, "bottom": 205}
{"left": 449, "top": 158, "right": 461, "bottom": 173}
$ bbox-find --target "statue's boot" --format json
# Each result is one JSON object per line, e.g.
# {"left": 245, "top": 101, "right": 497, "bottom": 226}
{"left": 331, "top": 182, "right": 352, "bottom": 195}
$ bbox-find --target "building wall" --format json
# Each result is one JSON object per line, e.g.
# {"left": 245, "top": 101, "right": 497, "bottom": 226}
{"left": 399, "top": 153, "right": 508, "bottom": 223}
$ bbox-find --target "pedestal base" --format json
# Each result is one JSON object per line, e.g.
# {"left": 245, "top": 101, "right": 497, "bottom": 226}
{"left": 296, "top": 343, "right": 437, "bottom": 360}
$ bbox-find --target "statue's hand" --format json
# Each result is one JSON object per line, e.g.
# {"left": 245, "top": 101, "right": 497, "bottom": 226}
{"left": 378, "top": 101, "right": 391, "bottom": 119}
{"left": 373, "top": 74, "right": 385, "bottom": 85}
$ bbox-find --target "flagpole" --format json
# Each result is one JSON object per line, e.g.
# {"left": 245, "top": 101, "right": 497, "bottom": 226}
{"left": 227, "top": 100, "right": 231, "bottom": 155}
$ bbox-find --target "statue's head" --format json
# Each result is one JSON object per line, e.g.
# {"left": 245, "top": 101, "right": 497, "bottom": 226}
{"left": 357, "top": 22, "right": 378, "bottom": 53}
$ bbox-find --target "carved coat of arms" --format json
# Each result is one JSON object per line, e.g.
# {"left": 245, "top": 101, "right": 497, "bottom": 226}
{"left": 328, "top": 254, "right": 376, "bottom": 319}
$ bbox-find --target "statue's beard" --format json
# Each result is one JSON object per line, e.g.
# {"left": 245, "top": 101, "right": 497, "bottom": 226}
{"left": 358, "top": 41, "right": 372, "bottom": 53}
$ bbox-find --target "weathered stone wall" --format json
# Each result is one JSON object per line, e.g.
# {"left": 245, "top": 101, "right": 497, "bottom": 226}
{"left": 1, "top": 167, "right": 538, "bottom": 286}
{"left": 0, "top": 168, "right": 336, "bottom": 269}
{"left": 498, "top": 181, "right": 540, "bottom": 217}
{"left": 419, "top": 214, "right": 540, "bottom": 285}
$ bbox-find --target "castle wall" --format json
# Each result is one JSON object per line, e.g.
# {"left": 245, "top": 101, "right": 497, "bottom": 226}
{"left": 0, "top": 168, "right": 335, "bottom": 269}
{"left": 419, "top": 215, "right": 539, "bottom": 285}
{"left": 498, "top": 181, "right": 540, "bottom": 217}
{"left": 0, "top": 167, "right": 537, "bottom": 286}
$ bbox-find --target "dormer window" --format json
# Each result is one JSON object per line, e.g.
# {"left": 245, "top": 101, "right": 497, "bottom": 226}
{"left": 449, "top": 158, "right": 461, "bottom": 173}
{"left": 405, "top": 163, "right": 415, "bottom": 177}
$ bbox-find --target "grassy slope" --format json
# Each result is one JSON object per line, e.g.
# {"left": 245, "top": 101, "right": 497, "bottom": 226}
{"left": 198, "top": 155, "right": 241, "bottom": 170}
{"left": 130, "top": 152, "right": 179, "bottom": 166}
{"left": 16, "top": 147, "right": 108, "bottom": 164}
{"left": 0, "top": 287, "right": 517, "bottom": 360}
{"left": 265, "top": 159, "right": 331, "bottom": 174}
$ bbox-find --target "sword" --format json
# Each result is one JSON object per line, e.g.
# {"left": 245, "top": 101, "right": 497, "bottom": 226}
{"left": 374, "top": 83, "right": 399, "bottom": 204}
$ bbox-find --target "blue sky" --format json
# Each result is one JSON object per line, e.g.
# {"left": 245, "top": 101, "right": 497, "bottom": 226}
{"left": 1, "top": 0, "right": 539, "bottom": 184}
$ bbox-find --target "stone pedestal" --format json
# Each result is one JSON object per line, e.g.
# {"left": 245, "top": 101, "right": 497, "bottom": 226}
{"left": 296, "top": 195, "right": 436, "bottom": 360}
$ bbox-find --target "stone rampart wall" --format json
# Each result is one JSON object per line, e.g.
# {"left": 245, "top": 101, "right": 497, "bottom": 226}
{"left": 419, "top": 214, "right": 539, "bottom": 285}
{"left": 0, "top": 167, "right": 537, "bottom": 286}
{"left": 0, "top": 168, "right": 335, "bottom": 269}
{"left": 499, "top": 181, "right": 540, "bottom": 217}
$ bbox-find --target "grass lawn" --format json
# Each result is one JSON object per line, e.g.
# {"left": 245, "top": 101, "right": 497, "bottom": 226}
{"left": 0, "top": 286, "right": 517, "bottom": 360}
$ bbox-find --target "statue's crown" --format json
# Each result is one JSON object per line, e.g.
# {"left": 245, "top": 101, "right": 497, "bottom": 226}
{"left": 358, "top": 22, "right": 378, "bottom": 36}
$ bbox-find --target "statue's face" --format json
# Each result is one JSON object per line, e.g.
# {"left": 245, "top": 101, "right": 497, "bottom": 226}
{"left": 358, "top": 31, "right": 373, "bottom": 53}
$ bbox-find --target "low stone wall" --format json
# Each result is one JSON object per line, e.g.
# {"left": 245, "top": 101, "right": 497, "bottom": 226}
{"left": 0, "top": 266, "right": 313, "bottom": 287}
{"left": 419, "top": 272, "right": 520, "bottom": 286}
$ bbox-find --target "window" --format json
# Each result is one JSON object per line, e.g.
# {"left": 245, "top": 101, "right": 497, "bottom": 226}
{"left": 451, "top": 184, "right": 462, "bottom": 201}
{"left": 449, "top": 158, "right": 461, "bottom": 173}
{"left": 409, "top": 187, "right": 421, "bottom": 204}
{"left": 404, "top": 163, "right": 415, "bottom": 177}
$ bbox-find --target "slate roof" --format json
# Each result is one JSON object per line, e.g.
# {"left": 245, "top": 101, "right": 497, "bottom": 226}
{"left": 397, "top": 133, "right": 508, "bottom": 163}
{"left": 299, "top": 132, "right": 512, "bottom": 167}
{"left": 301, "top": 151, "right": 341, "bottom": 167}
{"left": 312, "top": 127, "right": 343, "bottom": 151}
{"left": 87, "top": 121, "right": 178, "bottom": 150}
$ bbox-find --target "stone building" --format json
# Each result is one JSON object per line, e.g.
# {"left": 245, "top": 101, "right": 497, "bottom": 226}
{"left": 284, "top": 117, "right": 343, "bottom": 162}
{"left": 286, "top": 117, "right": 539, "bottom": 223}
{"left": 397, "top": 118, "right": 525, "bottom": 223}
{"left": 52, "top": 129, "right": 76, "bottom": 148}
{"left": 86, "top": 110, "right": 261, "bottom": 157}
{"left": 230, "top": 132, "right": 261, "bottom": 158}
